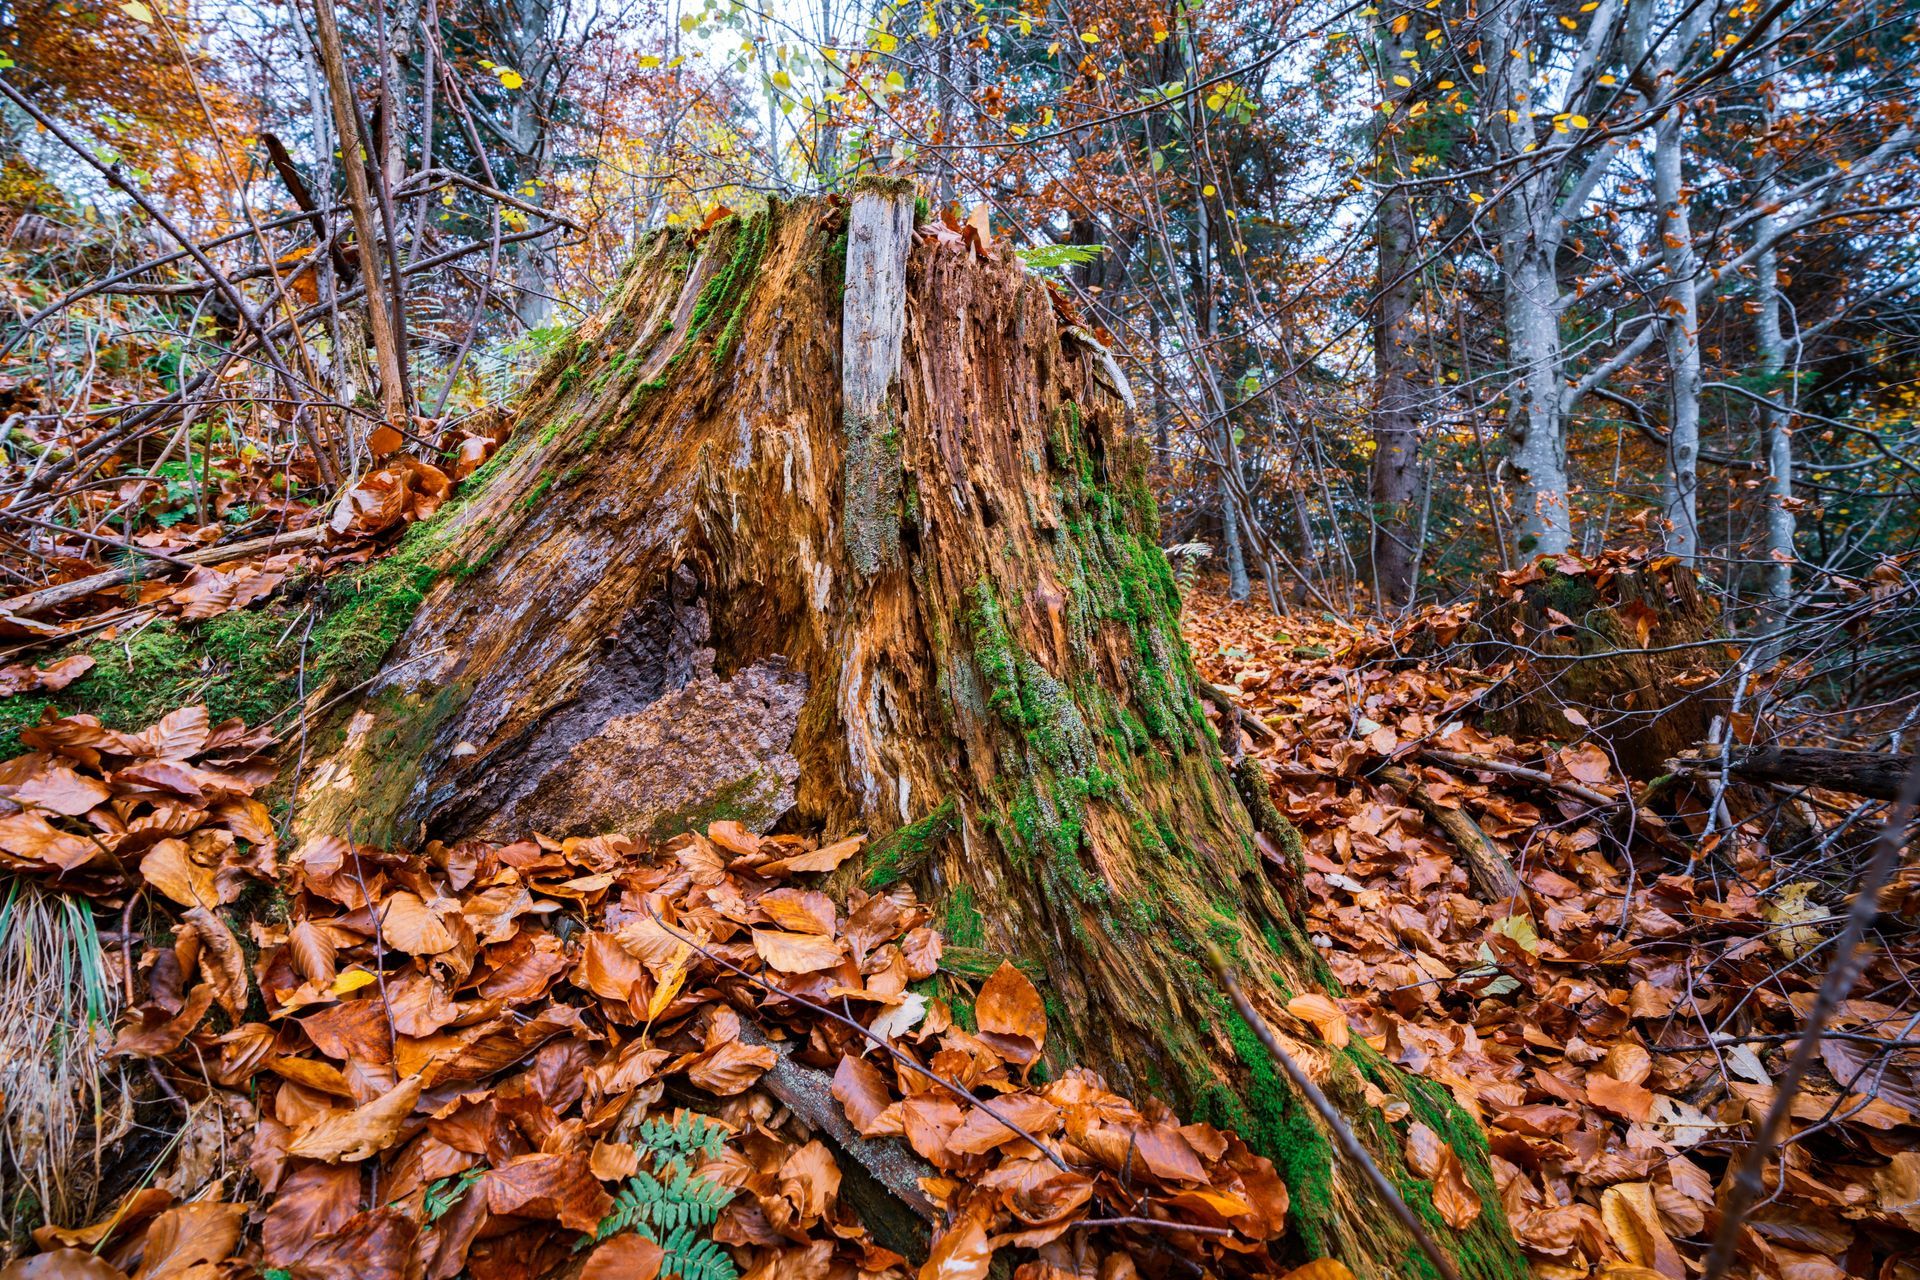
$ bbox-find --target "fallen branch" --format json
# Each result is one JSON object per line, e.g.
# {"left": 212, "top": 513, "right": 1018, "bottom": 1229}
{"left": 1379, "top": 765, "right": 1528, "bottom": 905}
{"left": 0, "top": 525, "right": 326, "bottom": 622}
{"left": 1697, "top": 746, "right": 1916, "bottom": 802}
{"left": 1419, "top": 746, "right": 1617, "bottom": 808}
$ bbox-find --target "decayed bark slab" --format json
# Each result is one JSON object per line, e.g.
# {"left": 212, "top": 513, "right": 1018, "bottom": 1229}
{"left": 291, "top": 190, "right": 1526, "bottom": 1279}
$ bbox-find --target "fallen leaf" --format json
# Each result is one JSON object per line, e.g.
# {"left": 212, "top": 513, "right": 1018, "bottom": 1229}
{"left": 579, "top": 1234, "right": 663, "bottom": 1280}
{"left": 133, "top": 1202, "right": 246, "bottom": 1279}
{"left": 976, "top": 962, "right": 1046, "bottom": 1063}
{"left": 287, "top": 1075, "right": 423, "bottom": 1162}
{"left": 919, "top": 1212, "right": 992, "bottom": 1280}
{"left": 0, "top": 1251, "right": 129, "bottom": 1280}
{"left": 1600, "top": 1182, "right": 1684, "bottom": 1279}
{"left": 1286, "top": 993, "right": 1351, "bottom": 1049}
{"left": 1586, "top": 1072, "right": 1657, "bottom": 1122}
{"left": 752, "top": 927, "right": 844, "bottom": 973}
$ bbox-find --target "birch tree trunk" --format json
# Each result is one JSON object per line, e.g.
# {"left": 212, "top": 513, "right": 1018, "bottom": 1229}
{"left": 1654, "top": 103, "right": 1704, "bottom": 563}
{"left": 286, "top": 187, "right": 1529, "bottom": 1280}
{"left": 1754, "top": 61, "right": 1795, "bottom": 659}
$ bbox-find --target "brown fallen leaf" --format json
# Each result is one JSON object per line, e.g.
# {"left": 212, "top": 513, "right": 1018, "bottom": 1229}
{"left": 482, "top": 1152, "right": 613, "bottom": 1234}
{"left": 1286, "top": 993, "right": 1351, "bottom": 1049}
{"left": 589, "top": 1140, "right": 639, "bottom": 1182}
{"left": 140, "top": 839, "right": 220, "bottom": 909}
{"left": 377, "top": 892, "right": 460, "bottom": 955}
{"left": 763, "top": 833, "right": 864, "bottom": 875}
{"left": 752, "top": 927, "right": 844, "bottom": 973}
{"left": 112, "top": 984, "right": 215, "bottom": 1058}
{"left": 1278, "top": 1262, "right": 1357, "bottom": 1280}
{"left": 975, "top": 962, "right": 1045, "bottom": 1064}
{"left": 287, "top": 1075, "right": 423, "bottom": 1162}
{"left": 0, "top": 1250, "right": 129, "bottom": 1280}
{"left": 1586, "top": 1071, "right": 1657, "bottom": 1122}
{"left": 132, "top": 1202, "right": 246, "bottom": 1280}
{"left": 0, "top": 810, "right": 98, "bottom": 871}
{"left": 1600, "top": 1182, "right": 1684, "bottom": 1279}
{"left": 918, "top": 1211, "right": 992, "bottom": 1280}
{"left": 1404, "top": 1123, "right": 1480, "bottom": 1230}
{"left": 11, "top": 763, "right": 111, "bottom": 816}
{"left": 579, "top": 1234, "right": 663, "bottom": 1280}
{"left": 182, "top": 907, "right": 250, "bottom": 1022}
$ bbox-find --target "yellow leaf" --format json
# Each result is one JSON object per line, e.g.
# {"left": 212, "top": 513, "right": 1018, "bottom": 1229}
{"left": 1492, "top": 914, "right": 1540, "bottom": 954}
{"left": 771, "top": 68, "right": 791, "bottom": 88}
{"left": 1392, "top": 74, "right": 1411, "bottom": 87}
{"left": 1570, "top": 114, "right": 1590, "bottom": 128}
{"left": 1468, "top": 192, "right": 1485, "bottom": 203}
{"left": 639, "top": 53, "right": 661, "bottom": 67}
{"left": 1078, "top": 29, "right": 1099, "bottom": 42}
{"left": 498, "top": 69, "right": 524, "bottom": 89}
{"left": 121, "top": 0, "right": 153, "bottom": 21}
{"left": 871, "top": 30, "right": 898, "bottom": 52}
{"left": 645, "top": 942, "right": 691, "bottom": 1025}
{"left": 1202, "top": 183, "right": 1216, "bottom": 197}
{"left": 1390, "top": 13, "right": 1409, "bottom": 33}
{"left": 332, "top": 968, "right": 377, "bottom": 994}
{"left": 1600, "top": 73, "right": 1617, "bottom": 84}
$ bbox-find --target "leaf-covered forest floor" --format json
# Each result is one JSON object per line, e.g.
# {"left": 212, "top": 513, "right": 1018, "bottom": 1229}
{"left": 1184, "top": 586, "right": 1920, "bottom": 1280}
{"left": 0, "top": 540, "right": 1915, "bottom": 1280}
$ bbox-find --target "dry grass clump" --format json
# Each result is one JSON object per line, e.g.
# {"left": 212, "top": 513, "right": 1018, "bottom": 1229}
{"left": 0, "top": 879, "right": 126, "bottom": 1238}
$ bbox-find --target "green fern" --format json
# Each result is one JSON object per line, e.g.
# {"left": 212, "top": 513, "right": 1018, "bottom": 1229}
{"left": 596, "top": 1164, "right": 735, "bottom": 1239}
{"left": 635, "top": 1111, "right": 730, "bottom": 1163}
{"left": 654, "top": 1226, "right": 738, "bottom": 1280}
{"left": 584, "top": 1111, "right": 739, "bottom": 1280}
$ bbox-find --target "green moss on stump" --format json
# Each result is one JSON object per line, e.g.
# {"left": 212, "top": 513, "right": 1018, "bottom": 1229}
{"left": 862, "top": 795, "right": 960, "bottom": 889}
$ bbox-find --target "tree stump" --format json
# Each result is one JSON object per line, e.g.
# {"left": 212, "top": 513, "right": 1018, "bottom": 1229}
{"left": 1472, "top": 556, "right": 1732, "bottom": 778}
{"left": 288, "top": 185, "right": 1527, "bottom": 1278}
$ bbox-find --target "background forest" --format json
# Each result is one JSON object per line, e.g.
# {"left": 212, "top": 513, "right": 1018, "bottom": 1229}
{"left": 2, "top": 0, "right": 1919, "bottom": 1277}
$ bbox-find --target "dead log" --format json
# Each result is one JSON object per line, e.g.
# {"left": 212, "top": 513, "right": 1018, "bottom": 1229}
{"left": 1701, "top": 746, "right": 1914, "bottom": 801}
{"left": 286, "top": 187, "right": 1527, "bottom": 1278}
{"left": 1472, "top": 557, "right": 1735, "bottom": 778}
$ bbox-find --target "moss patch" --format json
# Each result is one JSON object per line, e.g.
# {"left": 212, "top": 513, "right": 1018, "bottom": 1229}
{"left": 862, "top": 796, "right": 959, "bottom": 889}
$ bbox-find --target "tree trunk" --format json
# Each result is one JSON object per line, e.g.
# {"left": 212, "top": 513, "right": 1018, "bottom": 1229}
{"left": 1754, "top": 54, "right": 1795, "bottom": 663}
{"left": 310, "top": 0, "right": 408, "bottom": 430}
{"left": 289, "top": 187, "right": 1528, "bottom": 1279}
{"left": 1654, "top": 106, "right": 1704, "bottom": 564}
{"left": 1369, "top": 50, "right": 1424, "bottom": 607}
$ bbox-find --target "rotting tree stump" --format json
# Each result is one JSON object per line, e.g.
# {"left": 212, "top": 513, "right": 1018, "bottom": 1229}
{"left": 289, "top": 185, "right": 1529, "bottom": 1279}
{"left": 1472, "top": 557, "right": 1733, "bottom": 778}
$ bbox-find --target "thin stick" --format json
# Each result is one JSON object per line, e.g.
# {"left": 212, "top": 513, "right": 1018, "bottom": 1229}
{"left": 0, "top": 526, "right": 326, "bottom": 621}
{"left": 1204, "top": 941, "right": 1465, "bottom": 1280}
{"left": 642, "top": 901, "right": 1072, "bottom": 1173}
{"left": 1701, "top": 752, "right": 1920, "bottom": 1280}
